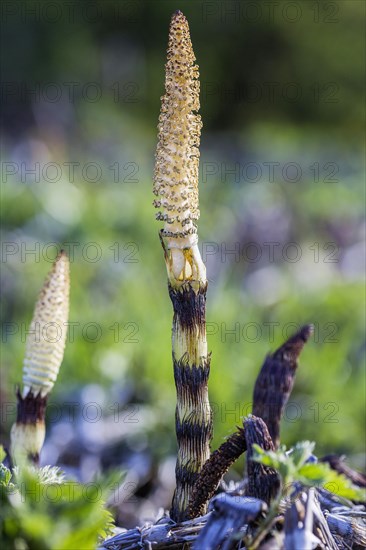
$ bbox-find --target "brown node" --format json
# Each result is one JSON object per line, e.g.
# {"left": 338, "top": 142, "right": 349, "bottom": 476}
{"left": 15, "top": 387, "right": 48, "bottom": 425}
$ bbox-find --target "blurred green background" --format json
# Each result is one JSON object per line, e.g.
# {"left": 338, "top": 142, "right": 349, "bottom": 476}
{"left": 1, "top": 0, "right": 365, "bottom": 526}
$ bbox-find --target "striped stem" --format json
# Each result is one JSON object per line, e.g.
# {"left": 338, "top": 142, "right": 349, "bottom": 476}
{"left": 169, "top": 283, "right": 212, "bottom": 522}
{"left": 153, "top": 11, "right": 212, "bottom": 522}
{"left": 11, "top": 251, "right": 70, "bottom": 464}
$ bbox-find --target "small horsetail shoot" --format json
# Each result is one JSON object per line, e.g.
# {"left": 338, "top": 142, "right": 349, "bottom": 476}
{"left": 153, "top": 10, "right": 212, "bottom": 522}
{"left": 10, "top": 251, "right": 70, "bottom": 465}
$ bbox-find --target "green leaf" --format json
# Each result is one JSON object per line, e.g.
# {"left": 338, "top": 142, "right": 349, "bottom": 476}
{"left": 288, "top": 441, "right": 315, "bottom": 468}
{"left": 298, "top": 462, "right": 366, "bottom": 501}
{"left": 252, "top": 444, "right": 281, "bottom": 469}
{"left": 1, "top": 464, "right": 122, "bottom": 549}
{"left": 0, "top": 463, "right": 12, "bottom": 488}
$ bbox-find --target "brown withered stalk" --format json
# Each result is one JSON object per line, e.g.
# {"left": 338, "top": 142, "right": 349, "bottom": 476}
{"left": 252, "top": 324, "right": 314, "bottom": 448}
{"left": 188, "top": 427, "right": 247, "bottom": 519}
{"left": 244, "top": 415, "right": 280, "bottom": 505}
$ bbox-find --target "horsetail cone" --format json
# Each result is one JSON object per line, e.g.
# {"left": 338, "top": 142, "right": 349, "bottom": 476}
{"left": 22, "top": 250, "right": 69, "bottom": 396}
{"left": 153, "top": 11, "right": 212, "bottom": 522}
{"left": 11, "top": 251, "right": 70, "bottom": 464}
{"left": 153, "top": 9, "right": 205, "bottom": 288}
